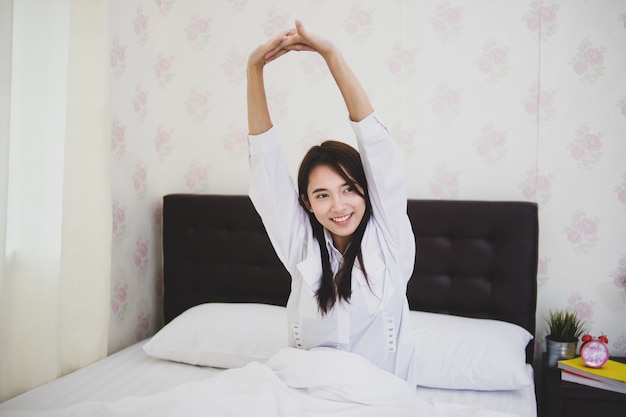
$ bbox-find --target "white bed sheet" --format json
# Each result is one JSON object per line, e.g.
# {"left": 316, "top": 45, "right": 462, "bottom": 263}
{"left": 0, "top": 339, "right": 536, "bottom": 417}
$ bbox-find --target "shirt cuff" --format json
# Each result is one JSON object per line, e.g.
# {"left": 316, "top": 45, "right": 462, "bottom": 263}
{"left": 248, "top": 126, "right": 281, "bottom": 156}
{"left": 349, "top": 112, "right": 390, "bottom": 144}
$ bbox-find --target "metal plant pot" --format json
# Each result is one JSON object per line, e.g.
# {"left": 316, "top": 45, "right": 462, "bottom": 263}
{"left": 546, "top": 336, "right": 578, "bottom": 368}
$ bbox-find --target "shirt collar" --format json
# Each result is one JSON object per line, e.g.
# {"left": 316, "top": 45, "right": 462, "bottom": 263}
{"left": 323, "top": 228, "right": 344, "bottom": 260}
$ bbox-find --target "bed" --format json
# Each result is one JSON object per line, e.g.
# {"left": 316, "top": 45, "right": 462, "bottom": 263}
{"left": 0, "top": 194, "right": 539, "bottom": 417}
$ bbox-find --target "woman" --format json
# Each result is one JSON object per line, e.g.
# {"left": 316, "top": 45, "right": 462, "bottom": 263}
{"left": 247, "top": 20, "right": 416, "bottom": 382}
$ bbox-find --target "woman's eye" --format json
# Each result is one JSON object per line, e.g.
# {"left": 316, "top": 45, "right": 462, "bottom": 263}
{"left": 315, "top": 193, "right": 329, "bottom": 199}
{"left": 344, "top": 187, "right": 353, "bottom": 193}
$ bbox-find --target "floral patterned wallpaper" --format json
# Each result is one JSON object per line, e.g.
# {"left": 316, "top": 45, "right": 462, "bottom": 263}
{"left": 107, "top": 0, "right": 626, "bottom": 358}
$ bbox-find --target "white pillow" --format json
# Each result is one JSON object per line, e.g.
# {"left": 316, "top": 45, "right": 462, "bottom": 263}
{"left": 409, "top": 311, "right": 533, "bottom": 391}
{"left": 143, "top": 303, "right": 288, "bottom": 368}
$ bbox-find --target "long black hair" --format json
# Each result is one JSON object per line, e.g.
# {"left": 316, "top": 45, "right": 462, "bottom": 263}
{"left": 297, "top": 140, "right": 371, "bottom": 315}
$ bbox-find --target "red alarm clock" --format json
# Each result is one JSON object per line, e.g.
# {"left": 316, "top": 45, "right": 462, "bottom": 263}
{"left": 580, "top": 334, "right": 609, "bottom": 368}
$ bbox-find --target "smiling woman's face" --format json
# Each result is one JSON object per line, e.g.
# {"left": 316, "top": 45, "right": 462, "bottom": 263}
{"left": 305, "top": 164, "right": 366, "bottom": 254}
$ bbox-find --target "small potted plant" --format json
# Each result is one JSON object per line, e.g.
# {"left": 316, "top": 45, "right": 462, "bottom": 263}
{"left": 545, "top": 309, "right": 587, "bottom": 368}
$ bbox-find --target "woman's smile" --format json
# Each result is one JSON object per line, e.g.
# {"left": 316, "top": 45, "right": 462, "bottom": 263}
{"left": 332, "top": 213, "right": 352, "bottom": 224}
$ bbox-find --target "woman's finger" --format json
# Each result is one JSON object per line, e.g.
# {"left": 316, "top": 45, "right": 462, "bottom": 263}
{"left": 283, "top": 43, "right": 316, "bottom": 52}
{"left": 265, "top": 48, "right": 290, "bottom": 63}
{"left": 295, "top": 20, "right": 306, "bottom": 37}
{"left": 263, "top": 34, "right": 291, "bottom": 60}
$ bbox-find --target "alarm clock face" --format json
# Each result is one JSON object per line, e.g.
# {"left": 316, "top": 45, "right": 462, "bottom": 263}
{"left": 580, "top": 340, "right": 609, "bottom": 368}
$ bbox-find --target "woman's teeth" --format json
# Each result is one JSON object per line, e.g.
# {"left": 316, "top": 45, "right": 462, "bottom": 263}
{"left": 332, "top": 214, "right": 351, "bottom": 223}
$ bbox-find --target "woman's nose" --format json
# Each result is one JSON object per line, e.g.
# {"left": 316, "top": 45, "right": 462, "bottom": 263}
{"left": 331, "top": 194, "right": 346, "bottom": 211}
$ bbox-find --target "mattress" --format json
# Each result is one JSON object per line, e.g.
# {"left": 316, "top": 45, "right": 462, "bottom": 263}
{"left": 0, "top": 340, "right": 216, "bottom": 411}
{"left": 0, "top": 339, "right": 536, "bottom": 417}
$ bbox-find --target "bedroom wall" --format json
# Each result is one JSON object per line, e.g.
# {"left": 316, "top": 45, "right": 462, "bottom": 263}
{"left": 107, "top": 0, "right": 626, "bottom": 357}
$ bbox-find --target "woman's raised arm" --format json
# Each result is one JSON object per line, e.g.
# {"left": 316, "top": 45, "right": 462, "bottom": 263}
{"left": 247, "top": 30, "right": 293, "bottom": 135}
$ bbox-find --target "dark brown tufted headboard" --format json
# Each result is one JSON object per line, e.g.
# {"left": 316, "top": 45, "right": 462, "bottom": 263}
{"left": 162, "top": 194, "right": 538, "bottom": 362}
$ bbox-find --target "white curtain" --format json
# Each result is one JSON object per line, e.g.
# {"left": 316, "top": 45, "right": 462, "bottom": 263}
{"left": 0, "top": 0, "right": 111, "bottom": 402}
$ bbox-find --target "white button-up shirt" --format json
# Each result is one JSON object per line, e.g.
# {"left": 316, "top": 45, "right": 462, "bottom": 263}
{"left": 248, "top": 113, "right": 416, "bottom": 381}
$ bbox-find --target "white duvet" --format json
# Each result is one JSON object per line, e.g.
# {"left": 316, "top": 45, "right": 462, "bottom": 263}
{"left": 0, "top": 348, "right": 522, "bottom": 417}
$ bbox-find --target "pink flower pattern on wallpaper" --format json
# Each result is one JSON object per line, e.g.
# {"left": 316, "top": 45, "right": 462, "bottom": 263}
{"left": 111, "top": 119, "right": 126, "bottom": 160}
{"left": 154, "top": 126, "right": 174, "bottom": 161}
{"left": 185, "top": 87, "right": 210, "bottom": 124}
{"left": 610, "top": 255, "right": 626, "bottom": 298}
{"left": 112, "top": 199, "right": 126, "bottom": 242}
{"left": 522, "top": 81, "right": 555, "bottom": 126}
{"left": 135, "top": 312, "right": 151, "bottom": 342}
{"left": 134, "top": 237, "right": 149, "bottom": 275}
{"left": 110, "top": 38, "right": 126, "bottom": 79}
{"left": 475, "top": 123, "right": 507, "bottom": 166}
{"left": 615, "top": 173, "right": 626, "bottom": 208}
{"left": 184, "top": 160, "right": 210, "bottom": 193}
{"left": 263, "top": 8, "right": 289, "bottom": 37}
{"left": 524, "top": 1, "right": 559, "bottom": 41}
{"left": 429, "top": 165, "right": 460, "bottom": 198}
{"left": 571, "top": 38, "right": 606, "bottom": 85}
{"left": 156, "top": 0, "right": 174, "bottom": 17}
{"left": 154, "top": 53, "right": 174, "bottom": 88}
{"left": 226, "top": 0, "right": 247, "bottom": 12}
{"left": 186, "top": 13, "right": 211, "bottom": 52}
{"left": 111, "top": 282, "right": 128, "bottom": 321}
{"left": 300, "top": 54, "right": 326, "bottom": 82}
{"left": 390, "top": 124, "right": 416, "bottom": 157}
{"left": 569, "top": 124, "right": 603, "bottom": 171}
{"left": 476, "top": 40, "right": 509, "bottom": 83}
{"left": 387, "top": 43, "right": 416, "bottom": 81}
{"left": 344, "top": 4, "right": 373, "bottom": 43}
{"left": 431, "top": 1, "right": 463, "bottom": 41}
{"left": 567, "top": 292, "right": 595, "bottom": 323}
{"left": 564, "top": 210, "right": 600, "bottom": 255}
{"left": 133, "top": 163, "right": 148, "bottom": 198}
{"left": 133, "top": 7, "right": 148, "bottom": 46}
{"left": 520, "top": 165, "right": 553, "bottom": 205}
{"left": 133, "top": 84, "right": 148, "bottom": 121}
{"left": 430, "top": 83, "right": 462, "bottom": 122}
{"left": 222, "top": 48, "right": 246, "bottom": 85}
{"left": 222, "top": 122, "right": 247, "bottom": 160}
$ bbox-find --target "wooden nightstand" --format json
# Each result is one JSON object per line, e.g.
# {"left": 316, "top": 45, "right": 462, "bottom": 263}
{"left": 540, "top": 354, "right": 626, "bottom": 417}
